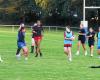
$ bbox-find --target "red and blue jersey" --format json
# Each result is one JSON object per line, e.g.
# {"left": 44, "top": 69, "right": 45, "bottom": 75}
{"left": 64, "top": 31, "right": 74, "bottom": 45}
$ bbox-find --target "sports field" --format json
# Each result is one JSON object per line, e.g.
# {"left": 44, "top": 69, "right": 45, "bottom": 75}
{"left": 0, "top": 27, "right": 100, "bottom": 80}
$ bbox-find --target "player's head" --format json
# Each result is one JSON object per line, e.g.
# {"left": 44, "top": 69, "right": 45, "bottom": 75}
{"left": 20, "top": 23, "right": 25, "bottom": 27}
{"left": 99, "top": 27, "right": 100, "bottom": 32}
{"left": 37, "top": 20, "right": 42, "bottom": 26}
{"left": 66, "top": 26, "right": 71, "bottom": 33}
{"left": 80, "top": 24, "right": 83, "bottom": 29}
{"left": 89, "top": 27, "right": 93, "bottom": 32}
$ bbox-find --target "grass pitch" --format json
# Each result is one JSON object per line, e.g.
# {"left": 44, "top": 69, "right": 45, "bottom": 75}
{"left": 0, "top": 27, "right": 100, "bottom": 80}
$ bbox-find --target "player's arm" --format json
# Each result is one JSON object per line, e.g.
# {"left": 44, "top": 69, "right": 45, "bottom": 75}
{"left": 78, "top": 32, "right": 86, "bottom": 35}
{"left": 18, "top": 25, "right": 22, "bottom": 31}
{"left": 32, "top": 28, "right": 36, "bottom": 33}
{"left": 78, "top": 29, "right": 86, "bottom": 35}
{"left": 86, "top": 33, "right": 92, "bottom": 38}
{"left": 18, "top": 24, "right": 24, "bottom": 31}
{"left": 71, "top": 32, "right": 75, "bottom": 40}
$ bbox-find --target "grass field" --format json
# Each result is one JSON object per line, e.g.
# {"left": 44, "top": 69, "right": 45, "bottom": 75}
{"left": 0, "top": 27, "right": 100, "bottom": 80}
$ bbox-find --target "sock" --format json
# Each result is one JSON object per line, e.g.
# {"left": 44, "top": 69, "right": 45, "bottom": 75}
{"left": 35, "top": 52, "right": 38, "bottom": 57}
{"left": 39, "top": 51, "right": 42, "bottom": 56}
{"left": 31, "top": 46, "right": 34, "bottom": 53}
{"left": 16, "top": 48, "right": 21, "bottom": 55}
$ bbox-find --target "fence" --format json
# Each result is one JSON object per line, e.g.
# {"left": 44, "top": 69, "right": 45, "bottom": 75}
{"left": 0, "top": 25, "right": 79, "bottom": 32}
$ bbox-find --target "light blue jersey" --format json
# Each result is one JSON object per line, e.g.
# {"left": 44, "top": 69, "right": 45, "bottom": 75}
{"left": 97, "top": 32, "right": 100, "bottom": 47}
{"left": 64, "top": 31, "right": 73, "bottom": 44}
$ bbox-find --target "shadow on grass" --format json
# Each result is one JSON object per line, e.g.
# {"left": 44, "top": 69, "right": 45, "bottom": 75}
{"left": 90, "top": 66, "right": 100, "bottom": 68}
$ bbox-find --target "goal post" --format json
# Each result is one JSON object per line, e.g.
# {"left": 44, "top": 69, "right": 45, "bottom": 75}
{"left": 82, "top": 0, "right": 100, "bottom": 31}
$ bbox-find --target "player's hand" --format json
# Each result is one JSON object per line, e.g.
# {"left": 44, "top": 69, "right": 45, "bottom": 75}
{"left": 33, "top": 31, "right": 37, "bottom": 33}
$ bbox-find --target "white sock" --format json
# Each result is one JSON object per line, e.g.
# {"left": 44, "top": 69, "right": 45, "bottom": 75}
{"left": 90, "top": 54, "right": 93, "bottom": 57}
{"left": 25, "top": 57, "right": 28, "bottom": 61}
{"left": 16, "top": 54, "right": 21, "bottom": 60}
{"left": 0, "top": 56, "right": 3, "bottom": 62}
{"left": 85, "top": 51, "right": 87, "bottom": 56}
{"left": 76, "top": 51, "right": 79, "bottom": 55}
{"left": 68, "top": 53, "right": 72, "bottom": 62}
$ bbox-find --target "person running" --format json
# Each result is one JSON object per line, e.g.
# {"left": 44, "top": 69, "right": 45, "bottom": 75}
{"left": 97, "top": 27, "right": 100, "bottom": 58}
{"left": 87, "top": 27, "right": 95, "bottom": 57}
{"left": 32, "top": 20, "right": 43, "bottom": 57}
{"left": 64, "top": 27, "right": 75, "bottom": 61}
{"left": 16, "top": 24, "right": 29, "bottom": 60}
{"left": 30, "top": 23, "right": 37, "bottom": 53}
{"left": 76, "top": 24, "right": 87, "bottom": 56}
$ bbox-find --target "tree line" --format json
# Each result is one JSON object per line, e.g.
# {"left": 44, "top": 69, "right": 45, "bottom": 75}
{"left": 0, "top": 0, "right": 100, "bottom": 26}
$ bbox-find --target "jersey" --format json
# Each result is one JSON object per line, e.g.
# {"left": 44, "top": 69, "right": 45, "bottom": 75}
{"left": 78, "top": 28, "right": 86, "bottom": 39}
{"left": 87, "top": 31, "right": 95, "bottom": 41}
{"left": 17, "top": 31, "right": 25, "bottom": 42}
{"left": 97, "top": 32, "right": 100, "bottom": 46}
{"left": 64, "top": 31, "right": 73, "bottom": 44}
{"left": 33, "top": 26, "right": 43, "bottom": 37}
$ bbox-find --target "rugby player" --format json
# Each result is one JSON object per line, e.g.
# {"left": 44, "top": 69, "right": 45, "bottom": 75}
{"left": 64, "top": 27, "right": 75, "bottom": 61}
{"left": 32, "top": 20, "right": 43, "bottom": 57}
{"left": 97, "top": 27, "right": 100, "bottom": 58}
{"left": 16, "top": 24, "right": 28, "bottom": 60}
{"left": 87, "top": 27, "right": 95, "bottom": 57}
{"left": 30, "top": 23, "right": 37, "bottom": 53}
{"left": 76, "top": 24, "right": 87, "bottom": 56}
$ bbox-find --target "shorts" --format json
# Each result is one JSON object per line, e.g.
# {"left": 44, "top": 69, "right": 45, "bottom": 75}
{"left": 64, "top": 44, "right": 72, "bottom": 47}
{"left": 17, "top": 42, "right": 26, "bottom": 48}
{"left": 98, "top": 46, "right": 100, "bottom": 49}
{"left": 78, "top": 37, "right": 86, "bottom": 44}
{"left": 88, "top": 41, "right": 94, "bottom": 47}
{"left": 34, "top": 36, "right": 42, "bottom": 41}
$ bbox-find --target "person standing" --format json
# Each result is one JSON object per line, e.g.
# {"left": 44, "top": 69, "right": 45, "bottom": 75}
{"left": 30, "top": 23, "right": 37, "bottom": 53}
{"left": 32, "top": 20, "right": 43, "bottom": 57}
{"left": 97, "top": 27, "right": 100, "bottom": 58}
{"left": 87, "top": 27, "right": 95, "bottom": 57}
{"left": 76, "top": 24, "right": 87, "bottom": 56}
{"left": 64, "top": 27, "right": 75, "bottom": 61}
{"left": 16, "top": 24, "right": 29, "bottom": 60}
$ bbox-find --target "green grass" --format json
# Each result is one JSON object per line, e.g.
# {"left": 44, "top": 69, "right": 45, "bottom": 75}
{"left": 0, "top": 27, "right": 100, "bottom": 80}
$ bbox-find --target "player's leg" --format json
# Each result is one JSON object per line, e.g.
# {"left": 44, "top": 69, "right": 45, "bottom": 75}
{"left": 37, "top": 38, "right": 42, "bottom": 57}
{"left": 16, "top": 42, "right": 22, "bottom": 60}
{"left": 98, "top": 49, "right": 100, "bottom": 55}
{"left": 16, "top": 48, "right": 21, "bottom": 55}
{"left": 30, "top": 38, "right": 35, "bottom": 53}
{"left": 64, "top": 47, "right": 68, "bottom": 56}
{"left": 89, "top": 41, "right": 94, "bottom": 57}
{"left": 81, "top": 39, "right": 87, "bottom": 56}
{"left": 82, "top": 43, "right": 87, "bottom": 56}
{"left": 22, "top": 46, "right": 29, "bottom": 60}
{"left": 76, "top": 41, "right": 81, "bottom": 55}
{"left": 35, "top": 40, "right": 39, "bottom": 57}
{"left": 68, "top": 47, "right": 72, "bottom": 61}
{"left": 90, "top": 45, "right": 94, "bottom": 57}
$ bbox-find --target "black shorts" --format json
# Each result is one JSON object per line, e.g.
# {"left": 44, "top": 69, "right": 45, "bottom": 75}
{"left": 78, "top": 37, "right": 86, "bottom": 44}
{"left": 88, "top": 40, "right": 94, "bottom": 47}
